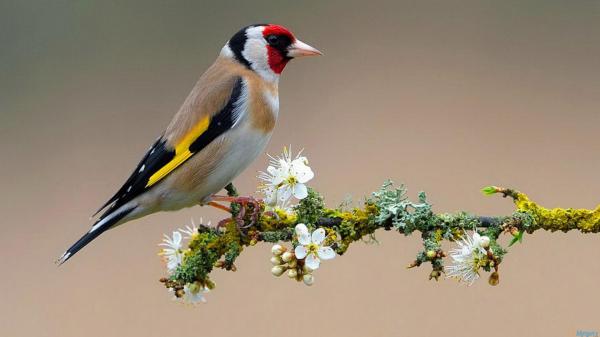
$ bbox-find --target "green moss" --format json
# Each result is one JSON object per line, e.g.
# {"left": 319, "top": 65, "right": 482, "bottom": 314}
{"left": 163, "top": 182, "right": 600, "bottom": 291}
{"left": 173, "top": 230, "right": 220, "bottom": 284}
{"left": 223, "top": 241, "right": 242, "bottom": 269}
{"left": 260, "top": 229, "right": 294, "bottom": 242}
{"left": 294, "top": 188, "right": 325, "bottom": 225}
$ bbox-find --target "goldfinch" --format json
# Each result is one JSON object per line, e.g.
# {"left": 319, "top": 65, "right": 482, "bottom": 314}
{"left": 58, "top": 24, "right": 321, "bottom": 264}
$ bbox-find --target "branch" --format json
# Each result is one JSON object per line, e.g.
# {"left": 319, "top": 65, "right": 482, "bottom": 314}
{"left": 158, "top": 181, "right": 600, "bottom": 302}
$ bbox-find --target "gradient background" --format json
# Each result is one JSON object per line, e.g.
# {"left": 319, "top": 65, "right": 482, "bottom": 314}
{"left": 2, "top": 1, "right": 599, "bottom": 336}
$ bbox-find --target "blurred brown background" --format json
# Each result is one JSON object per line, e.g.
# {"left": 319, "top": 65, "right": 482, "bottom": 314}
{"left": 1, "top": 1, "right": 599, "bottom": 336}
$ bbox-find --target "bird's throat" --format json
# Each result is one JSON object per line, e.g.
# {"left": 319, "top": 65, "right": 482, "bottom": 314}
{"left": 266, "top": 46, "right": 290, "bottom": 74}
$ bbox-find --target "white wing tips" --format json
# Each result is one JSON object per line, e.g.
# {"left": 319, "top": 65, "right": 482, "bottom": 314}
{"left": 55, "top": 251, "right": 72, "bottom": 266}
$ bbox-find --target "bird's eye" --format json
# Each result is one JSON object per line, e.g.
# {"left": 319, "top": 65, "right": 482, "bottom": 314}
{"left": 266, "top": 34, "right": 280, "bottom": 45}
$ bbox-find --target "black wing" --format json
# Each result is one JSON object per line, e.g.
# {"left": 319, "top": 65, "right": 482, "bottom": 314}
{"left": 92, "top": 137, "right": 175, "bottom": 217}
{"left": 93, "top": 77, "right": 244, "bottom": 219}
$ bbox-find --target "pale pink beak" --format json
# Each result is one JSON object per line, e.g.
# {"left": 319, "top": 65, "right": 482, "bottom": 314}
{"left": 287, "top": 39, "right": 323, "bottom": 57}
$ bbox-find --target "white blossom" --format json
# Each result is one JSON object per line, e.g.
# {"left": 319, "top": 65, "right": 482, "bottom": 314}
{"left": 180, "top": 218, "right": 210, "bottom": 240}
{"left": 182, "top": 282, "right": 209, "bottom": 304}
{"left": 259, "top": 147, "right": 314, "bottom": 209}
{"left": 159, "top": 231, "right": 184, "bottom": 272}
{"left": 444, "top": 232, "right": 490, "bottom": 285}
{"left": 293, "top": 223, "right": 336, "bottom": 270}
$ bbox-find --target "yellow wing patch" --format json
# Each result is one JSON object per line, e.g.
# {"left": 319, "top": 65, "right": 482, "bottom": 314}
{"left": 146, "top": 116, "right": 211, "bottom": 187}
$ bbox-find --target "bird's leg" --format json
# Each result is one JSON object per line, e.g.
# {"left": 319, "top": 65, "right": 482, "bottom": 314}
{"left": 207, "top": 201, "right": 232, "bottom": 213}
{"left": 210, "top": 195, "right": 238, "bottom": 203}
{"left": 224, "top": 183, "right": 239, "bottom": 197}
{"left": 207, "top": 201, "right": 246, "bottom": 228}
{"left": 211, "top": 195, "right": 261, "bottom": 206}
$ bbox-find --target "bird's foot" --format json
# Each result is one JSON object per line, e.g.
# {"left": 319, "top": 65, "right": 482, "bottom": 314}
{"left": 210, "top": 195, "right": 262, "bottom": 228}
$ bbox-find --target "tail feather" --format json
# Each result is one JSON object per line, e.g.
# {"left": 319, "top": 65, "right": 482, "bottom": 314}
{"left": 57, "top": 207, "right": 136, "bottom": 265}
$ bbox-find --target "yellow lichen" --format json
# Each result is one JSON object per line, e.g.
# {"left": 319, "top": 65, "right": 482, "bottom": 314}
{"left": 259, "top": 209, "right": 297, "bottom": 231}
{"left": 512, "top": 191, "right": 600, "bottom": 233}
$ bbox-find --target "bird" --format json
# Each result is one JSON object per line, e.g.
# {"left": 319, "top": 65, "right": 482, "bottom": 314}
{"left": 57, "top": 24, "right": 321, "bottom": 265}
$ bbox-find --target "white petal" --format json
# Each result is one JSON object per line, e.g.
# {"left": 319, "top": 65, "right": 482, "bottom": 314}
{"left": 292, "top": 183, "right": 308, "bottom": 200}
{"left": 311, "top": 228, "right": 326, "bottom": 245}
{"left": 275, "top": 195, "right": 292, "bottom": 211}
{"left": 267, "top": 166, "right": 285, "bottom": 185}
{"left": 274, "top": 191, "right": 292, "bottom": 210}
{"left": 262, "top": 186, "right": 278, "bottom": 205}
{"left": 172, "top": 231, "right": 182, "bottom": 246}
{"left": 182, "top": 284, "right": 208, "bottom": 304}
{"left": 278, "top": 158, "right": 291, "bottom": 171}
{"left": 305, "top": 254, "right": 320, "bottom": 270}
{"left": 295, "top": 223, "right": 311, "bottom": 245}
{"left": 166, "top": 254, "right": 182, "bottom": 271}
{"left": 295, "top": 223, "right": 309, "bottom": 235}
{"left": 278, "top": 186, "right": 293, "bottom": 201}
{"left": 317, "top": 246, "right": 336, "bottom": 260}
{"left": 291, "top": 161, "right": 314, "bottom": 184}
{"left": 472, "top": 232, "right": 482, "bottom": 245}
{"left": 294, "top": 245, "right": 308, "bottom": 259}
{"left": 267, "top": 166, "right": 278, "bottom": 175}
{"left": 167, "top": 260, "right": 179, "bottom": 271}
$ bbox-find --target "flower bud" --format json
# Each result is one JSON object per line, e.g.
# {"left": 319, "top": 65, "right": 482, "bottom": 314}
{"left": 303, "top": 265, "right": 314, "bottom": 274}
{"left": 426, "top": 250, "right": 437, "bottom": 259}
{"left": 303, "top": 274, "right": 314, "bottom": 286}
{"left": 488, "top": 271, "right": 500, "bottom": 286}
{"left": 271, "top": 265, "right": 286, "bottom": 277}
{"left": 480, "top": 236, "right": 491, "bottom": 249}
{"left": 271, "top": 244, "right": 285, "bottom": 256}
{"left": 287, "top": 268, "right": 298, "bottom": 279}
{"left": 287, "top": 259, "right": 297, "bottom": 269}
{"left": 281, "top": 251, "right": 294, "bottom": 263}
{"left": 187, "top": 282, "right": 201, "bottom": 294}
{"left": 270, "top": 256, "right": 282, "bottom": 265}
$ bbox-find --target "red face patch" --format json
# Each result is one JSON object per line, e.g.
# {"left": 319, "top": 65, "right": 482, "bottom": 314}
{"left": 262, "top": 24, "right": 295, "bottom": 40}
{"left": 263, "top": 25, "right": 295, "bottom": 74}
{"left": 266, "top": 47, "right": 289, "bottom": 74}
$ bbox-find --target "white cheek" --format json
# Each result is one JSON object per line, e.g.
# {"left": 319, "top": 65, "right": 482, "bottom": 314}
{"left": 242, "top": 39, "right": 269, "bottom": 70}
{"left": 242, "top": 35, "right": 280, "bottom": 82}
{"left": 245, "top": 44, "right": 279, "bottom": 83}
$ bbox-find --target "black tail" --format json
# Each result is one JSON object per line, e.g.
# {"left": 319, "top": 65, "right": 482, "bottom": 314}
{"left": 57, "top": 207, "right": 135, "bottom": 265}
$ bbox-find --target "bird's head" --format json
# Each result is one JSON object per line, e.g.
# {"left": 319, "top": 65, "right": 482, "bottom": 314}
{"left": 221, "top": 24, "right": 322, "bottom": 82}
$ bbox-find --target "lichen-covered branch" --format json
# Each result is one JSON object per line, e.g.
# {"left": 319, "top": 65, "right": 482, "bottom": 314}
{"left": 159, "top": 181, "right": 600, "bottom": 302}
